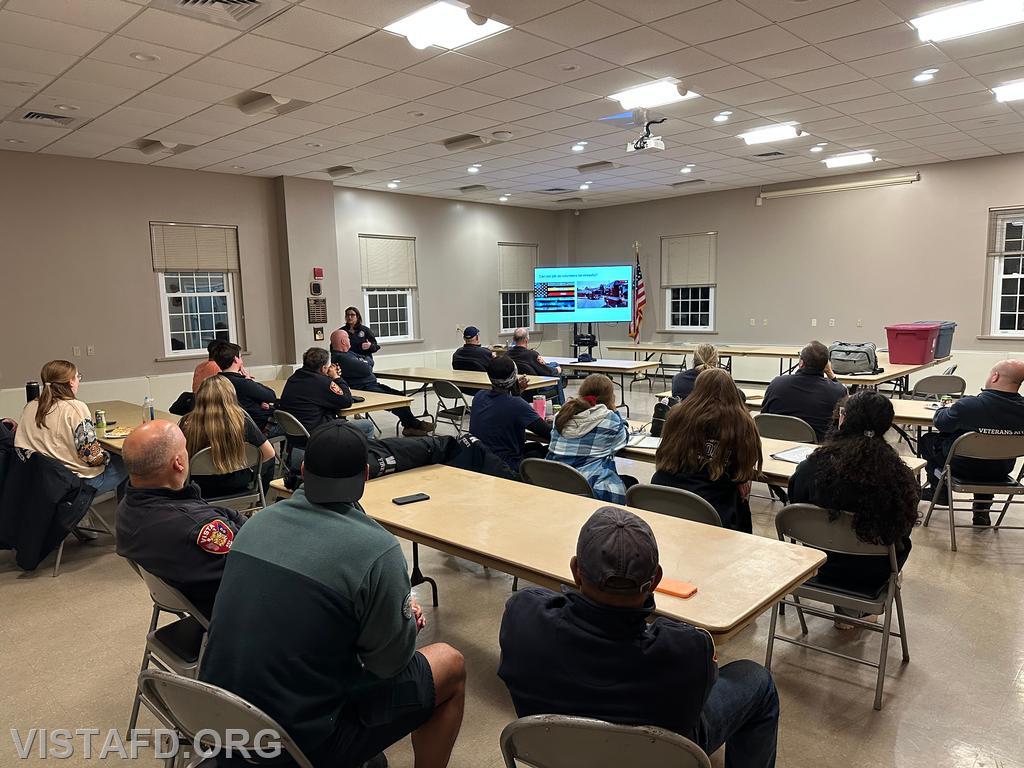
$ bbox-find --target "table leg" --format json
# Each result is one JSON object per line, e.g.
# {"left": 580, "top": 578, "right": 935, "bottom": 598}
{"left": 617, "top": 372, "right": 629, "bottom": 418}
{"left": 410, "top": 542, "right": 439, "bottom": 607}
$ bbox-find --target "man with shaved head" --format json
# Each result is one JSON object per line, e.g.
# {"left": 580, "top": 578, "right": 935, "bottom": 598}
{"left": 920, "top": 359, "right": 1024, "bottom": 525}
{"left": 115, "top": 420, "right": 247, "bottom": 617}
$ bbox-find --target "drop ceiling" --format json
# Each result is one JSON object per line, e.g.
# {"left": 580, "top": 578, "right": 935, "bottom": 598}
{"left": 1, "top": 0, "right": 1023, "bottom": 209}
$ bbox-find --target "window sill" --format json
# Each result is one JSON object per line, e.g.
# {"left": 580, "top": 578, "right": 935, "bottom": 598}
{"left": 656, "top": 329, "right": 719, "bottom": 335}
{"left": 378, "top": 338, "right": 424, "bottom": 347}
{"left": 976, "top": 335, "right": 1024, "bottom": 341}
{"left": 155, "top": 350, "right": 251, "bottom": 363}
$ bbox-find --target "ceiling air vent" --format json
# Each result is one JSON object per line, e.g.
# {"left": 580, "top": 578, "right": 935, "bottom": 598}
{"left": 459, "top": 184, "right": 489, "bottom": 194}
{"left": 19, "top": 111, "right": 75, "bottom": 127}
{"left": 753, "top": 151, "right": 786, "bottom": 159}
{"left": 670, "top": 178, "right": 706, "bottom": 187}
{"left": 442, "top": 134, "right": 492, "bottom": 152}
{"left": 557, "top": 197, "right": 584, "bottom": 204}
{"left": 576, "top": 161, "right": 618, "bottom": 174}
{"left": 149, "top": 0, "right": 287, "bottom": 29}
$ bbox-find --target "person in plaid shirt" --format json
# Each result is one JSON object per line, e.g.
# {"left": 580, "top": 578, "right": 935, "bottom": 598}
{"left": 547, "top": 375, "right": 635, "bottom": 503}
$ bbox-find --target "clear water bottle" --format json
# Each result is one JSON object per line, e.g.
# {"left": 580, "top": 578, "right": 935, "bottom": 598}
{"left": 142, "top": 396, "right": 156, "bottom": 422}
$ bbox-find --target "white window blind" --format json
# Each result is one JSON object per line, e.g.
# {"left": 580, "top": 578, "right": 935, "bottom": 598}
{"left": 661, "top": 232, "right": 717, "bottom": 287}
{"left": 150, "top": 223, "right": 240, "bottom": 272}
{"left": 498, "top": 243, "right": 537, "bottom": 291}
{"left": 359, "top": 235, "right": 417, "bottom": 288}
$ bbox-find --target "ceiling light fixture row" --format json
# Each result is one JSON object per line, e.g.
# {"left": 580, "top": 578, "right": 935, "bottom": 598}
{"left": 610, "top": 78, "right": 698, "bottom": 109}
{"left": 911, "top": 0, "right": 1024, "bottom": 42}
{"left": 385, "top": 0, "right": 509, "bottom": 50}
{"left": 823, "top": 153, "right": 876, "bottom": 169}
{"left": 738, "top": 123, "right": 806, "bottom": 145}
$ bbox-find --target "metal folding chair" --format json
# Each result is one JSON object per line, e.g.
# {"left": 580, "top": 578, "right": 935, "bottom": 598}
{"left": 52, "top": 490, "right": 116, "bottom": 577}
{"left": 189, "top": 444, "right": 266, "bottom": 512}
{"left": 753, "top": 413, "right": 816, "bottom": 503}
{"left": 138, "top": 669, "right": 314, "bottom": 768}
{"left": 765, "top": 504, "right": 909, "bottom": 710}
{"left": 432, "top": 379, "right": 471, "bottom": 434}
{"left": 896, "top": 374, "right": 967, "bottom": 451}
{"left": 500, "top": 715, "right": 711, "bottom": 768}
{"left": 922, "top": 431, "right": 1024, "bottom": 551}
{"left": 520, "top": 458, "right": 594, "bottom": 497}
{"left": 272, "top": 410, "right": 309, "bottom": 472}
{"left": 625, "top": 484, "right": 722, "bottom": 527}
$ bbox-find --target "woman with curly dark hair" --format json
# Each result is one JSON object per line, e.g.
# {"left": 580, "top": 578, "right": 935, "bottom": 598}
{"left": 788, "top": 390, "right": 920, "bottom": 627}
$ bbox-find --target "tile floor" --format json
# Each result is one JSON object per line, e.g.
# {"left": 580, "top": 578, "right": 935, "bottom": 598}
{"left": 2, "top": 380, "right": 1023, "bottom": 767}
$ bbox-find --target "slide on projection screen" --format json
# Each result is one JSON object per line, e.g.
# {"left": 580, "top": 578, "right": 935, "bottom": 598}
{"left": 534, "top": 265, "right": 633, "bottom": 324}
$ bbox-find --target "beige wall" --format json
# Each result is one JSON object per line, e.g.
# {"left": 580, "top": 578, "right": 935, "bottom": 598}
{"left": 574, "top": 153, "right": 1024, "bottom": 355}
{"left": 0, "top": 150, "right": 288, "bottom": 389}
{"left": 333, "top": 187, "right": 566, "bottom": 351}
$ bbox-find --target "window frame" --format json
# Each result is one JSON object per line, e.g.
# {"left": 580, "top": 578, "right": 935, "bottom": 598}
{"left": 499, "top": 290, "right": 534, "bottom": 334}
{"left": 363, "top": 287, "right": 416, "bottom": 343}
{"left": 664, "top": 285, "right": 716, "bottom": 332}
{"left": 157, "top": 270, "right": 238, "bottom": 358}
{"left": 989, "top": 213, "right": 1024, "bottom": 337}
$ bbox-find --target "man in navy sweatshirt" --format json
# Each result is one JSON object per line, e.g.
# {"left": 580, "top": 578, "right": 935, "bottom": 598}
{"left": 919, "top": 359, "right": 1024, "bottom": 525}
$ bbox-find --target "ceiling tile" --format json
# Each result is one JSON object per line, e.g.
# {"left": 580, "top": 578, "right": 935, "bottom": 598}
{"left": 180, "top": 57, "right": 278, "bottom": 90}
{"left": 746, "top": 93, "right": 820, "bottom": 117}
{"left": 853, "top": 103, "right": 927, "bottom": 123}
{"left": 253, "top": 6, "right": 374, "bottom": 53}
{"left": 362, "top": 72, "right": 449, "bottom": 100}
{"left": 959, "top": 46, "right": 1024, "bottom": 77}
{"left": 149, "top": 76, "right": 239, "bottom": 104}
{"left": 835, "top": 91, "right": 910, "bottom": 114}
{"left": 118, "top": 9, "right": 242, "bottom": 54}
{"left": 579, "top": 26, "right": 684, "bottom": 66}
{"left": 707, "top": 80, "right": 792, "bottom": 106}
{"left": 516, "top": 84, "right": 594, "bottom": 110}
{"left": 805, "top": 78, "right": 889, "bottom": 104}
{"left": 775, "top": 63, "right": 864, "bottom": 93}
{"left": 88, "top": 36, "right": 202, "bottom": 75}
{"left": 470, "top": 99, "right": 548, "bottom": 122}
{"left": 375, "top": 101, "right": 453, "bottom": 125}
{"left": 38, "top": 78, "right": 138, "bottom": 107}
{"left": 900, "top": 77, "right": 988, "bottom": 104}
{"left": 515, "top": 51, "right": 617, "bottom": 86}
{"left": 291, "top": 56, "right": 392, "bottom": 89}
{"left": 467, "top": 0, "right": 580, "bottom": 25}
{"left": 686, "top": 65, "right": 761, "bottom": 93}
{"left": 64, "top": 59, "right": 165, "bottom": 92}
{"left": 781, "top": 0, "right": 902, "bottom": 44}
{"left": 285, "top": 103, "right": 366, "bottom": 124}
{"left": 123, "top": 91, "right": 208, "bottom": 117}
{"left": 320, "top": 87, "right": 405, "bottom": 113}
{"left": 701, "top": 25, "right": 807, "bottom": 64}
{"left": 590, "top": 0, "right": 710, "bottom": 23}
{"left": 463, "top": 30, "right": 565, "bottom": 68}
{"left": 0, "top": 43, "right": 77, "bottom": 77}
{"left": 816, "top": 23, "right": 920, "bottom": 62}
{"left": 418, "top": 87, "right": 501, "bottom": 112}
{"left": 300, "top": 0, "right": 420, "bottom": 28}
{"left": 4, "top": 0, "right": 140, "bottom": 32}
{"left": 519, "top": 2, "right": 636, "bottom": 48}
{"left": 260, "top": 74, "right": 347, "bottom": 101}
{"left": 929, "top": 24, "right": 1024, "bottom": 61}
{"left": 0, "top": 11, "right": 106, "bottom": 57}
{"left": 336, "top": 30, "right": 439, "bottom": 69}
{"left": 658, "top": 1, "right": 770, "bottom": 46}
{"left": 742, "top": 46, "right": 839, "bottom": 79}
{"left": 405, "top": 52, "right": 504, "bottom": 86}
{"left": 849, "top": 45, "right": 949, "bottom": 78}
{"left": 214, "top": 35, "right": 322, "bottom": 73}
{"left": 630, "top": 47, "right": 728, "bottom": 81}
{"left": 470, "top": 70, "right": 556, "bottom": 99}
{"left": 738, "top": 0, "right": 854, "bottom": 22}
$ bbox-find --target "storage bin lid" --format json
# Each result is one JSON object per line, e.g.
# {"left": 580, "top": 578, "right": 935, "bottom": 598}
{"left": 913, "top": 320, "right": 956, "bottom": 329}
{"left": 887, "top": 323, "right": 940, "bottom": 331}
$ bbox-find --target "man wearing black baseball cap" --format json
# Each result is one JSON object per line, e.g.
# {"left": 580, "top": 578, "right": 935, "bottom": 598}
{"left": 451, "top": 325, "right": 495, "bottom": 372}
{"left": 200, "top": 422, "right": 466, "bottom": 768}
{"left": 498, "top": 507, "right": 779, "bottom": 768}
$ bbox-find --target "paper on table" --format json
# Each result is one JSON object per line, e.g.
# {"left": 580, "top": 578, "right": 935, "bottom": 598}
{"left": 770, "top": 444, "right": 815, "bottom": 464}
{"left": 627, "top": 434, "right": 661, "bottom": 450}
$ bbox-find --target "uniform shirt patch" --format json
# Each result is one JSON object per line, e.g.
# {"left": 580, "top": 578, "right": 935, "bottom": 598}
{"left": 197, "top": 519, "right": 234, "bottom": 554}
{"left": 402, "top": 592, "right": 414, "bottom": 620}
{"left": 330, "top": 381, "right": 344, "bottom": 396}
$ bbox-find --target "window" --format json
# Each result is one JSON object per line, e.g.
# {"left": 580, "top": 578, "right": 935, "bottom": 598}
{"left": 989, "top": 209, "right": 1024, "bottom": 335}
{"left": 358, "top": 235, "right": 418, "bottom": 343}
{"left": 661, "top": 232, "right": 717, "bottom": 331}
{"left": 150, "top": 222, "right": 241, "bottom": 357}
{"left": 159, "top": 272, "right": 236, "bottom": 354}
{"left": 501, "top": 291, "right": 533, "bottom": 332}
{"left": 364, "top": 288, "right": 414, "bottom": 342}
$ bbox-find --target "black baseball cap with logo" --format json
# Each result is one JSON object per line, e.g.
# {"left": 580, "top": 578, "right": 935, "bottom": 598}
{"left": 463, "top": 326, "right": 481, "bottom": 339}
{"left": 576, "top": 507, "right": 660, "bottom": 594}
{"left": 302, "top": 421, "right": 369, "bottom": 504}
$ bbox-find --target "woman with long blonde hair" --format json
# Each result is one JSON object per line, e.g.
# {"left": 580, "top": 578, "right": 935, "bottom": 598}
{"left": 179, "top": 375, "right": 275, "bottom": 497}
{"left": 654, "top": 367, "right": 762, "bottom": 531}
{"left": 15, "top": 360, "right": 128, "bottom": 494}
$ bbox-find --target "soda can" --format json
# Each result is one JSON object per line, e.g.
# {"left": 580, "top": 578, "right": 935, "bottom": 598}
{"left": 94, "top": 410, "right": 107, "bottom": 436}
{"left": 25, "top": 381, "right": 40, "bottom": 402}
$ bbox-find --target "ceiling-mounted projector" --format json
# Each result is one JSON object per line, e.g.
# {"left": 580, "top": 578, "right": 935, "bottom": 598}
{"left": 627, "top": 116, "right": 667, "bottom": 153}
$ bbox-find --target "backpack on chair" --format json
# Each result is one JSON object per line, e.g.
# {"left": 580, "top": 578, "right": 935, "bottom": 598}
{"left": 828, "top": 342, "right": 879, "bottom": 374}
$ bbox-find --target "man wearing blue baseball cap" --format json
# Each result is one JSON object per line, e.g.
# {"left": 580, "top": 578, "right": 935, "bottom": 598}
{"left": 451, "top": 326, "right": 495, "bottom": 372}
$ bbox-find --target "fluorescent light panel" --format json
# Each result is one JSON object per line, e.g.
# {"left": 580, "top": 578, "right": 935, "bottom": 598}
{"left": 911, "top": 0, "right": 1024, "bottom": 42}
{"left": 385, "top": 1, "right": 508, "bottom": 50}
{"left": 609, "top": 79, "right": 698, "bottom": 110}
{"left": 738, "top": 123, "right": 803, "bottom": 145}
{"left": 823, "top": 153, "right": 875, "bottom": 169}
{"left": 994, "top": 80, "right": 1024, "bottom": 102}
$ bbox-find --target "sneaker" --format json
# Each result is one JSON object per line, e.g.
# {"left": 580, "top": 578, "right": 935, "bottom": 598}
{"left": 972, "top": 512, "right": 992, "bottom": 527}
{"left": 417, "top": 420, "right": 436, "bottom": 433}
{"left": 402, "top": 426, "right": 430, "bottom": 437}
{"left": 360, "top": 754, "right": 388, "bottom": 768}
{"left": 71, "top": 526, "right": 99, "bottom": 542}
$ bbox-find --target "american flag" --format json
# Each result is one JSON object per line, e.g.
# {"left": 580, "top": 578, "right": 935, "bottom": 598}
{"left": 628, "top": 244, "right": 646, "bottom": 343}
{"left": 535, "top": 283, "right": 575, "bottom": 298}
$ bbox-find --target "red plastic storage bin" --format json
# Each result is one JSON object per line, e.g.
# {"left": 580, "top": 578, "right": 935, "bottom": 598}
{"left": 886, "top": 323, "right": 940, "bottom": 364}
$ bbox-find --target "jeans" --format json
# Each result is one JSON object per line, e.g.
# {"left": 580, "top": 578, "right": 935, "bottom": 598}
{"left": 546, "top": 364, "right": 565, "bottom": 405}
{"left": 697, "top": 660, "right": 779, "bottom": 768}
{"left": 84, "top": 455, "right": 128, "bottom": 496}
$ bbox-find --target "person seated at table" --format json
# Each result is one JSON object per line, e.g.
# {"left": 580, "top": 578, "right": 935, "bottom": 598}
{"left": 279, "top": 347, "right": 374, "bottom": 439}
{"left": 498, "top": 506, "right": 779, "bottom": 768}
{"left": 215, "top": 342, "right": 278, "bottom": 432}
{"left": 470, "top": 355, "right": 551, "bottom": 472}
{"left": 671, "top": 343, "right": 746, "bottom": 404}
{"left": 760, "top": 341, "right": 847, "bottom": 442}
{"left": 331, "top": 330, "right": 435, "bottom": 437}
{"left": 15, "top": 360, "right": 128, "bottom": 496}
{"left": 451, "top": 326, "right": 495, "bottom": 371}
{"left": 546, "top": 374, "right": 633, "bottom": 503}
{"left": 652, "top": 368, "right": 762, "bottom": 532}
{"left": 506, "top": 327, "right": 564, "bottom": 405}
{"left": 788, "top": 390, "right": 919, "bottom": 628}
{"left": 192, "top": 338, "right": 227, "bottom": 394}
{"left": 200, "top": 421, "right": 466, "bottom": 768}
{"left": 918, "top": 359, "right": 1024, "bottom": 525}
{"left": 340, "top": 306, "right": 380, "bottom": 360}
{"left": 116, "top": 420, "right": 247, "bottom": 618}
{"left": 179, "top": 376, "right": 276, "bottom": 498}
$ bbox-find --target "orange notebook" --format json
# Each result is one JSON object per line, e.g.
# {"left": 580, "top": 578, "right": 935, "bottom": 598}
{"left": 656, "top": 578, "right": 698, "bottom": 599}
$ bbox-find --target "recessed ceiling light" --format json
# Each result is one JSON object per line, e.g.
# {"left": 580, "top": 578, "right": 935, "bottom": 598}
{"left": 385, "top": 1, "right": 509, "bottom": 50}
{"left": 407, "top": 110, "right": 425, "bottom": 117}
{"left": 738, "top": 123, "right": 806, "bottom": 145}
{"left": 823, "top": 152, "right": 875, "bottom": 169}
{"left": 579, "top": 184, "right": 590, "bottom": 190}
{"left": 5, "top": 138, "right": 24, "bottom": 144}
{"left": 392, "top": 179, "right": 401, "bottom": 183}
{"left": 467, "top": 165, "right": 480, "bottom": 173}
{"left": 304, "top": 142, "right": 322, "bottom": 148}
{"left": 809, "top": 146, "right": 824, "bottom": 153}
{"left": 911, "top": 0, "right": 1024, "bottom": 41}
{"left": 680, "top": 167, "right": 692, "bottom": 173}
{"left": 609, "top": 78, "right": 699, "bottom": 110}
{"left": 55, "top": 104, "right": 79, "bottom": 111}
{"left": 499, "top": 195, "right": 509, "bottom": 202}
{"left": 994, "top": 80, "right": 1024, "bottom": 102}
{"left": 561, "top": 64, "right": 580, "bottom": 72}
{"left": 130, "top": 51, "right": 160, "bottom": 62}
{"left": 816, "top": 142, "right": 828, "bottom": 146}
{"left": 571, "top": 142, "right": 588, "bottom": 152}
{"left": 492, "top": 130, "right": 513, "bottom": 140}
{"left": 231, "top": 165, "right": 245, "bottom": 169}
{"left": 913, "top": 68, "right": 939, "bottom": 83}
{"left": 387, "top": 182, "right": 399, "bottom": 189}
{"left": 713, "top": 110, "right": 733, "bottom": 123}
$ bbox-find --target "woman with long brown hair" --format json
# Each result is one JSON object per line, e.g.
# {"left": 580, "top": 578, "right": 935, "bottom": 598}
{"left": 653, "top": 367, "right": 762, "bottom": 531}
{"left": 341, "top": 306, "right": 380, "bottom": 359}
{"left": 15, "top": 360, "right": 128, "bottom": 494}
{"left": 179, "top": 375, "right": 276, "bottom": 498}
{"left": 546, "top": 374, "right": 634, "bottom": 502}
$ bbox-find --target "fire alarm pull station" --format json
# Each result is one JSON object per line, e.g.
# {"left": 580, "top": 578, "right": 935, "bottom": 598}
{"left": 313, "top": 267, "right": 324, "bottom": 280}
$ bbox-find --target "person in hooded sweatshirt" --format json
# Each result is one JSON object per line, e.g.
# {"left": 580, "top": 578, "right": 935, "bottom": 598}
{"left": 546, "top": 374, "right": 635, "bottom": 503}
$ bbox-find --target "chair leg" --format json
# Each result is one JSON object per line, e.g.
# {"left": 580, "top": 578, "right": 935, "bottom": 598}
{"left": 993, "top": 493, "right": 1014, "bottom": 528}
{"left": 923, "top": 475, "right": 945, "bottom": 526}
{"left": 948, "top": 493, "right": 957, "bottom": 552}
{"left": 793, "top": 595, "right": 808, "bottom": 635}
{"left": 512, "top": 576, "right": 519, "bottom": 592}
{"left": 128, "top": 605, "right": 161, "bottom": 735}
{"left": 894, "top": 586, "right": 910, "bottom": 662}
{"left": 765, "top": 602, "right": 780, "bottom": 668}
{"left": 873, "top": 593, "right": 896, "bottom": 711}
{"left": 52, "top": 537, "right": 67, "bottom": 577}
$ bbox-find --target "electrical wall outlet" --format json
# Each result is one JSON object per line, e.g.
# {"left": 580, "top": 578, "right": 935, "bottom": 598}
{"left": 857, "top": 318, "right": 863, "bottom": 327}
{"left": 762, "top": 318, "right": 768, "bottom": 326}
{"left": 86, "top": 345, "right": 95, "bottom": 356}
{"left": 72, "top": 346, "right": 81, "bottom": 357}
{"left": 811, "top": 318, "right": 817, "bottom": 327}
{"left": 749, "top": 318, "right": 756, "bottom": 326}
{"left": 828, "top": 318, "right": 836, "bottom": 327}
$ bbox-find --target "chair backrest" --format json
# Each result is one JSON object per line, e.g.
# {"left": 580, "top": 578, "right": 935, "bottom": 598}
{"left": 943, "top": 364, "right": 958, "bottom": 376}
{"left": 138, "top": 669, "right": 314, "bottom": 768}
{"left": 754, "top": 413, "right": 816, "bottom": 443}
{"left": 520, "top": 458, "right": 594, "bottom": 497}
{"left": 189, "top": 443, "right": 262, "bottom": 479}
{"left": 625, "top": 484, "right": 722, "bottom": 527}
{"left": 911, "top": 375, "right": 966, "bottom": 398}
{"left": 947, "top": 431, "right": 1024, "bottom": 463}
{"left": 272, "top": 410, "right": 310, "bottom": 439}
{"left": 133, "top": 562, "right": 211, "bottom": 628}
{"left": 499, "top": 715, "right": 711, "bottom": 768}
{"left": 433, "top": 379, "right": 468, "bottom": 403}
{"left": 776, "top": 504, "right": 890, "bottom": 559}
{"left": 452, "top": 357, "right": 488, "bottom": 372}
